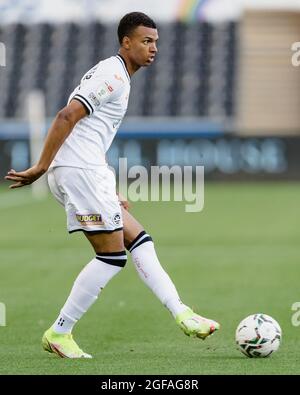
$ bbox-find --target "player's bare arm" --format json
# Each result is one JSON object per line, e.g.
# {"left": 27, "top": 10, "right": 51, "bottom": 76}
{"left": 5, "top": 99, "right": 87, "bottom": 189}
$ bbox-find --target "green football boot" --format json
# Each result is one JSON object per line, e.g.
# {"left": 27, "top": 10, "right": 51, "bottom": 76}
{"left": 176, "top": 308, "right": 220, "bottom": 340}
{"left": 42, "top": 328, "right": 92, "bottom": 359}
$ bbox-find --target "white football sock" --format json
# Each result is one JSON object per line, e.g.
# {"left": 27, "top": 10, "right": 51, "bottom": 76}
{"left": 129, "top": 234, "right": 189, "bottom": 318}
{"left": 52, "top": 253, "right": 126, "bottom": 334}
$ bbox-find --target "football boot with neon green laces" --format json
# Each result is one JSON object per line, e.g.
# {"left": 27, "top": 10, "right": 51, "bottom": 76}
{"left": 42, "top": 328, "right": 92, "bottom": 359}
{"left": 176, "top": 308, "right": 220, "bottom": 340}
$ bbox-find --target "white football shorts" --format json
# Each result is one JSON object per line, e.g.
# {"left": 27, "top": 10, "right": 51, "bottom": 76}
{"left": 47, "top": 166, "right": 123, "bottom": 234}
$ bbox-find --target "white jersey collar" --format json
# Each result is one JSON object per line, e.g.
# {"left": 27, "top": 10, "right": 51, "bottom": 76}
{"left": 116, "top": 54, "right": 131, "bottom": 83}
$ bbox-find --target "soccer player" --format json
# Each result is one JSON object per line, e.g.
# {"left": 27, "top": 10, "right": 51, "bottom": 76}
{"left": 5, "top": 12, "right": 219, "bottom": 358}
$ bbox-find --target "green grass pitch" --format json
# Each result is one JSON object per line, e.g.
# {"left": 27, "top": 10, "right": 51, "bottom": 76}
{"left": 0, "top": 182, "right": 299, "bottom": 375}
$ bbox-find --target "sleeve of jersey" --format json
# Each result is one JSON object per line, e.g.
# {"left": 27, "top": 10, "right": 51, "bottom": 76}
{"left": 72, "top": 74, "right": 124, "bottom": 115}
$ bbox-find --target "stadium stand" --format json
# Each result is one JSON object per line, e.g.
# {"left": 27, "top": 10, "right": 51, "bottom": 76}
{"left": 0, "top": 21, "right": 237, "bottom": 119}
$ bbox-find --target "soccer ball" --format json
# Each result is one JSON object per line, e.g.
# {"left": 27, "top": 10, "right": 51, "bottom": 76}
{"left": 235, "top": 313, "right": 282, "bottom": 358}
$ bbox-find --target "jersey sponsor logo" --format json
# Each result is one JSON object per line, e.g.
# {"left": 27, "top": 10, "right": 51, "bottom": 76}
{"left": 76, "top": 214, "right": 104, "bottom": 226}
{"left": 88, "top": 92, "right": 100, "bottom": 107}
{"left": 112, "top": 213, "right": 121, "bottom": 226}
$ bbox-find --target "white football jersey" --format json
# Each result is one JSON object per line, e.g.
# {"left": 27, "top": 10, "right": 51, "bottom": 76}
{"left": 51, "top": 55, "right": 131, "bottom": 169}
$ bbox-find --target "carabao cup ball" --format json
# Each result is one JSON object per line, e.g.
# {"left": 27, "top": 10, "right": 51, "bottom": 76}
{"left": 235, "top": 313, "right": 282, "bottom": 358}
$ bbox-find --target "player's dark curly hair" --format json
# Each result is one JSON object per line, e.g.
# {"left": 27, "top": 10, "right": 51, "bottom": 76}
{"left": 118, "top": 12, "right": 157, "bottom": 45}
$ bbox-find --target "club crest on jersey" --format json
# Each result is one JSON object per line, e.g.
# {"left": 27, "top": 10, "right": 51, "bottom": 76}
{"left": 76, "top": 214, "right": 104, "bottom": 226}
{"left": 112, "top": 213, "right": 121, "bottom": 226}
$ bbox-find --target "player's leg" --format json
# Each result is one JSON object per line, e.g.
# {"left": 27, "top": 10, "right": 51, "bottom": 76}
{"left": 122, "top": 206, "right": 220, "bottom": 339}
{"left": 43, "top": 230, "right": 125, "bottom": 359}
{"left": 51, "top": 230, "right": 125, "bottom": 335}
{"left": 43, "top": 167, "right": 126, "bottom": 358}
{"left": 122, "top": 207, "right": 187, "bottom": 315}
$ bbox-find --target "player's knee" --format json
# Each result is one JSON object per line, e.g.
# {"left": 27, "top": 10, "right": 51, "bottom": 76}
{"left": 126, "top": 230, "right": 153, "bottom": 253}
{"left": 96, "top": 250, "right": 127, "bottom": 268}
{"left": 84, "top": 229, "right": 125, "bottom": 252}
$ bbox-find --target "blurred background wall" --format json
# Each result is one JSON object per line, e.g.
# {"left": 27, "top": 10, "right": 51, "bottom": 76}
{"left": 0, "top": 0, "right": 299, "bottom": 181}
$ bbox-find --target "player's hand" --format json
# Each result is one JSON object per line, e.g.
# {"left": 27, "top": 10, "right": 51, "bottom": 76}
{"left": 117, "top": 192, "right": 130, "bottom": 210}
{"left": 4, "top": 165, "right": 46, "bottom": 189}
